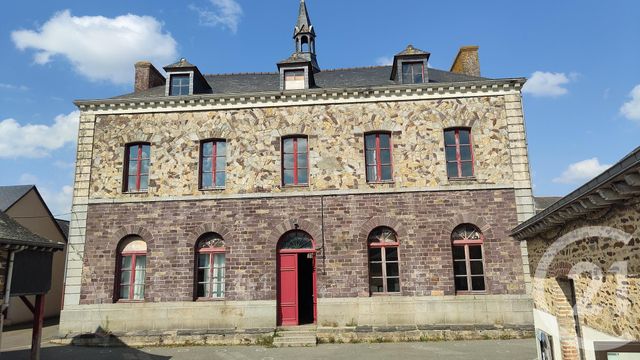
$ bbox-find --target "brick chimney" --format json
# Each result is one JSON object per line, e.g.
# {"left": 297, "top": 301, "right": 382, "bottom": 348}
{"left": 450, "top": 46, "right": 480, "bottom": 77}
{"left": 134, "top": 61, "right": 166, "bottom": 92}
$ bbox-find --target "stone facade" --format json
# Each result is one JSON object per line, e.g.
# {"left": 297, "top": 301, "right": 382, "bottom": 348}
{"left": 526, "top": 197, "right": 640, "bottom": 359}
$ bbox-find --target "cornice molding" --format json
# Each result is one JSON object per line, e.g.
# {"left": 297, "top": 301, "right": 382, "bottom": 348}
{"left": 75, "top": 79, "right": 525, "bottom": 115}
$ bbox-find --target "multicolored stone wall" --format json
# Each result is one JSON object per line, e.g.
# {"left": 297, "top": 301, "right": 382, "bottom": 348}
{"left": 80, "top": 189, "right": 525, "bottom": 304}
{"left": 88, "top": 96, "right": 514, "bottom": 199}
{"left": 527, "top": 198, "right": 640, "bottom": 340}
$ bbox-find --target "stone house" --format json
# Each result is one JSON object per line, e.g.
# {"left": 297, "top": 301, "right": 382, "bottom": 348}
{"left": 60, "top": 0, "right": 536, "bottom": 342}
{"left": 513, "top": 147, "right": 640, "bottom": 359}
{"left": 0, "top": 185, "right": 68, "bottom": 325}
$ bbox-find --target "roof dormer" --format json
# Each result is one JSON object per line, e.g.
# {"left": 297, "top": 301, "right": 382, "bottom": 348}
{"left": 163, "top": 58, "right": 211, "bottom": 96}
{"left": 391, "top": 45, "right": 431, "bottom": 85}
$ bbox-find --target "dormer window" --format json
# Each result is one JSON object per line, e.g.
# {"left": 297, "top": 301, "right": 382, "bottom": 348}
{"left": 402, "top": 62, "right": 425, "bottom": 84}
{"left": 284, "top": 70, "right": 305, "bottom": 90}
{"left": 169, "top": 74, "right": 191, "bottom": 96}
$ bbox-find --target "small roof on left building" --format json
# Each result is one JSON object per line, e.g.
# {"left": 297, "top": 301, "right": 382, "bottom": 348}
{"left": 0, "top": 210, "right": 64, "bottom": 251}
{"left": 0, "top": 185, "right": 33, "bottom": 212}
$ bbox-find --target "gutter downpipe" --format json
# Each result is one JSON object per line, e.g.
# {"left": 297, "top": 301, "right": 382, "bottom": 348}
{"left": 0, "top": 246, "right": 27, "bottom": 352}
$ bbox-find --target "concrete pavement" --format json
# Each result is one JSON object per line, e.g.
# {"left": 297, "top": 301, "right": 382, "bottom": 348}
{"left": 1, "top": 339, "right": 538, "bottom": 360}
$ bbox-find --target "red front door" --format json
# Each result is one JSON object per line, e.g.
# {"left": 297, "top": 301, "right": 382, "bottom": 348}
{"left": 277, "top": 253, "right": 299, "bottom": 326}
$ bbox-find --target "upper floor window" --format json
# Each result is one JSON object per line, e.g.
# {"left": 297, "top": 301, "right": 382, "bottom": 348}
{"left": 169, "top": 74, "right": 190, "bottom": 96}
{"left": 444, "top": 128, "right": 474, "bottom": 178}
{"left": 124, "top": 143, "right": 150, "bottom": 193}
{"left": 368, "top": 227, "right": 400, "bottom": 294}
{"left": 402, "top": 62, "right": 425, "bottom": 84}
{"left": 200, "top": 140, "right": 226, "bottom": 189}
{"left": 451, "top": 224, "right": 485, "bottom": 293}
{"left": 196, "top": 234, "right": 226, "bottom": 299}
{"left": 282, "top": 136, "right": 309, "bottom": 186}
{"left": 284, "top": 70, "right": 305, "bottom": 90}
{"left": 116, "top": 237, "right": 147, "bottom": 301}
{"left": 365, "top": 133, "right": 393, "bottom": 183}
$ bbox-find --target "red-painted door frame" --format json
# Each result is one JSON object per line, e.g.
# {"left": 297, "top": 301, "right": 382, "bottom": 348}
{"left": 276, "top": 248, "right": 317, "bottom": 327}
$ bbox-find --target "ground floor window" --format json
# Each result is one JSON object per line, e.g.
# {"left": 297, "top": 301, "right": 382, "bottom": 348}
{"left": 452, "top": 224, "right": 485, "bottom": 292}
{"left": 117, "top": 237, "right": 147, "bottom": 301}
{"left": 196, "top": 233, "right": 226, "bottom": 299}
{"left": 368, "top": 227, "right": 400, "bottom": 294}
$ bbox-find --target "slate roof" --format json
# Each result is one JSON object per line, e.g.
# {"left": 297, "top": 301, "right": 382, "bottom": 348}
{"left": 294, "top": 0, "right": 315, "bottom": 36}
{"left": 534, "top": 197, "right": 562, "bottom": 214}
{"left": 395, "top": 45, "right": 430, "bottom": 57}
{"left": 0, "top": 210, "right": 64, "bottom": 250}
{"left": 112, "top": 66, "right": 488, "bottom": 100}
{"left": 0, "top": 185, "right": 33, "bottom": 212}
{"left": 56, "top": 219, "right": 70, "bottom": 240}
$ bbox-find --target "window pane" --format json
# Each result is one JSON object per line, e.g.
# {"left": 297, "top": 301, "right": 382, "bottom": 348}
{"left": 216, "top": 141, "right": 226, "bottom": 156}
{"left": 459, "top": 146, "right": 472, "bottom": 161}
{"left": 458, "top": 130, "right": 470, "bottom": 145}
{"left": 402, "top": 72, "right": 412, "bottom": 84}
{"left": 127, "top": 176, "right": 137, "bottom": 191}
{"left": 387, "top": 278, "right": 400, "bottom": 292}
{"left": 445, "top": 147, "right": 457, "bottom": 162}
{"left": 381, "top": 165, "right": 392, "bottom": 181}
{"left": 216, "top": 156, "right": 226, "bottom": 171}
{"left": 140, "top": 160, "right": 149, "bottom": 175}
{"left": 197, "top": 283, "right": 206, "bottom": 298}
{"left": 283, "top": 154, "right": 294, "bottom": 169}
{"left": 462, "top": 162, "right": 474, "bottom": 177}
{"left": 454, "top": 261, "right": 467, "bottom": 275}
{"left": 283, "top": 170, "right": 294, "bottom": 185}
{"left": 283, "top": 138, "right": 294, "bottom": 153}
{"left": 385, "top": 247, "right": 398, "bottom": 261}
{"left": 297, "top": 138, "right": 307, "bottom": 151}
{"left": 402, "top": 63, "right": 411, "bottom": 76}
{"left": 452, "top": 246, "right": 465, "bottom": 260}
{"left": 386, "top": 263, "right": 399, "bottom": 277}
{"left": 366, "top": 166, "right": 378, "bottom": 182}
{"left": 201, "top": 174, "right": 213, "bottom": 188}
{"left": 139, "top": 176, "right": 149, "bottom": 190}
{"left": 370, "top": 277, "right": 384, "bottom": 293}
{"left": 120, "top": 270, "right": 131, "bottom": 285}
{"left": 297, "top": 169, "right": 308, "bottom": 184}
{"left": 199, "top": 254, "right": 210, "bottom": 268}
{"left": 121, "top": 255, "right": 132, "bottom": 269}
{"left": 202, "top": 142, "right": 213, "bottom": 156}
{"left": 215, "top": 172, "right": 226, "bottom": 187}
{"left": 297, "top": 153, "right": 308, "bottom": 168}
{"left": 369, "top": 248, "right": 382, "bottom": 261}
{"left": 470, "top": 261, "right": 484, "bottom": 275}
{"left": 414, "top": 72, "right": 423, "bottom": 84}
{"left": 469, "top": 246, "right": 483, "bottom": 260}
{"left": 447, "top": 162, "right": 459, "bottom": 177}
{"left": 444, "top": 130, "right": 456, "bottom": 146}
{"left": 380, "top": 149, "right": 391, "bottom": 164}
{"left": 379, "top": 134, "right": 390, "bottom": 149}
{"left": 455, "top": 277, "right": 469, "bottom": 291}
{"left": 471, "top": 276, "right": 485, "bottom": 291}
{"left": 202, "top": 157, "right": 213, "bottom": 173}
{"left": 135, "top": 256, "right": 146, "bottom": 277}
{"left": 214, "top": 253, "right": 225, "bottom": 267}
{"left": 128, "top": 161, "right": 138, "bottom": 175}
{"left": 365, "top": 150, "right": 377, "bottom": 165}
{"left": 370, "top": 263, "right": 383, "bottom": 277}
{"left": 129, "top": 146, "right": 139, "bottom": 160}
{"left": 365, "top": 134, "right": 377, "bottom": 150}
{"left": 120, "top": 285, "right": 130, "bottom": 299}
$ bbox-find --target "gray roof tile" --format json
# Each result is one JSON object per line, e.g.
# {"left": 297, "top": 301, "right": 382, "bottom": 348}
{"left": 0, "top": 185, "right": 33, "bottom": 212}
{"left": 0, "top": 210, "right": 64, "bottom": 250}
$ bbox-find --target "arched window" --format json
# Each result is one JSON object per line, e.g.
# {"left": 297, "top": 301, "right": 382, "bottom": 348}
{"left": 196, "top": 233, "right": 226, "bottom": 299}
{"left": 116, "top": 237, "right": 147, "bottom": 301}
{"left": 368, "top": 227, "right": 400, "bottom": 294}
{"left": 278, "top": 230, "right": 314, "bottom": 250}
{"left": 451, "top": 224, "right": 485, "bottom": 292}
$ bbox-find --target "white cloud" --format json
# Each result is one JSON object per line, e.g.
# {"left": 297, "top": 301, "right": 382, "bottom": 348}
{"left": 190, "top": 0, "right": 243, "bottom": 33}
{"left": 18, "top": 173, "right": 39, "bottom": 184}
{"left": 376, "top": 56, "right": 393, "bottom": 66}
{"left": 11, "top": 10, "right": 178, "bottom": 84}
{"left": 0, "top": 111, "right": 79, "bottom": 158}
{"left": 0, "top": 83, "right": 29, "bottom": 91}
{"left": 523, "top": 71, "right": 571, "bottom": 97}
{"left": 553, "top": 158, "right": 612, "bottom": 184}
{"left": 620, "top": 84, "right": 640, "bottom": 122}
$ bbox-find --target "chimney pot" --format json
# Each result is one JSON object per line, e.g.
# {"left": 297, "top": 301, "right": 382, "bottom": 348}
{"left": 450, "top": 46, "right": 480, "bottom": 77}
{"left": 134, "top": 61, "right": 166, "bottom": 92}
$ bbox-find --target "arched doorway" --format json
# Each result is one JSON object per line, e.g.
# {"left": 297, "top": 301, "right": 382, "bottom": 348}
{"left": 276, "top": 230, "right": 317, "bottom": 326}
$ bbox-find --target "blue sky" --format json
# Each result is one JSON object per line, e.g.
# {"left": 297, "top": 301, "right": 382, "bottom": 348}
{"left": 1, "top": 0, "right": 639, "bottom": 217}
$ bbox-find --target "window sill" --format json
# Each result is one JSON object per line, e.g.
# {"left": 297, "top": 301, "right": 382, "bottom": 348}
{"left": 123, "top": 191, "right": 149, "bottom": 195}
{"left": 116, "top": 299, "right": 145, "bottom": 304}
{"left": 195, "top": 297, "right": 226, "bottom": 302}
{"left": 281, "top": 184, "right": 310, "bottom": 188}
{"left": 454, "top": 291, "right": 487, "bottom": 296}
{"left": 199, "top": 187, "right": 225, "bottom": 192}
{"left": 370, "top": 292, "right": 402, "bottom": 297}
{"left": 448, "top": 177, "right": 477, "bottom": 182}
{"left": 367, "top": 181, "right": 395, "bottom": 185}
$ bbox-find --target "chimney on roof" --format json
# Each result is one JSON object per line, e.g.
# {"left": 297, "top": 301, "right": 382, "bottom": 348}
{"left": 134, "top": 61, "right": 166, "bottom": 92}
{"left": 450, "top": 46, "right": 480, "bottom": 77}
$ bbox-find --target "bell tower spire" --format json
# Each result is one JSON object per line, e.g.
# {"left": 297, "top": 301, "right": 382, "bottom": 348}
{"left": 292, "top": 0, "right": 319, "bottom": 71}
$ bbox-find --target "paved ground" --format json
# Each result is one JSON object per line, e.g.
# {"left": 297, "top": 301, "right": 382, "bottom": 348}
{"left": 0, "top": 318, "right": 59, "bottom": 353}
{"left": 1, "top": 339, "right": 538, "bottom": 360}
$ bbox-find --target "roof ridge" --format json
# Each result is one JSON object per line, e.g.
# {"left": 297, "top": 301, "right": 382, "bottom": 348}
{"left": 205, "top": 72, "right": 278, "bottom": 76}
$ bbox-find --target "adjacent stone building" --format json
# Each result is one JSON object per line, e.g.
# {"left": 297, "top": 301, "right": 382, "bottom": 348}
{"left": 513, "top": 147, "right": 640, "bottom": 359}
{"left": 60, "top": 0, "right": 536, "bottom": 343}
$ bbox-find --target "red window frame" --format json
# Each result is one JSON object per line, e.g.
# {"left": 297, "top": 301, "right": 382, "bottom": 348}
{"left": 116, "top": 249, "right": 146, "bottom": 302}
{"left": 368, "top": 227, "right": 401, "bottom": 295}
{"left": 451, "top": 224, "right": 486, "bottom": 293}
{"left": 365, "top": 132, "right": 393, "bottom": 183}
{"left": 124, "top": 143, "right": 150, "bottom": 192}
{"left": 199, "top": 139, "right": 226, "bottom": 189}
{"left": 196, "top": 245, "right": 226, "bottom": 300}
{"left": 282, "top": 136, "right": 309, "bottom": 186}
{"left": 444, "top": 128, "right": 475, "bottom": 178}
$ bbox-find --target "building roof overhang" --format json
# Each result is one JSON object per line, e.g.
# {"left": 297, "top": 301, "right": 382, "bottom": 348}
{"left": 512, "top": 146, "right": 640, "bottom": 240}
